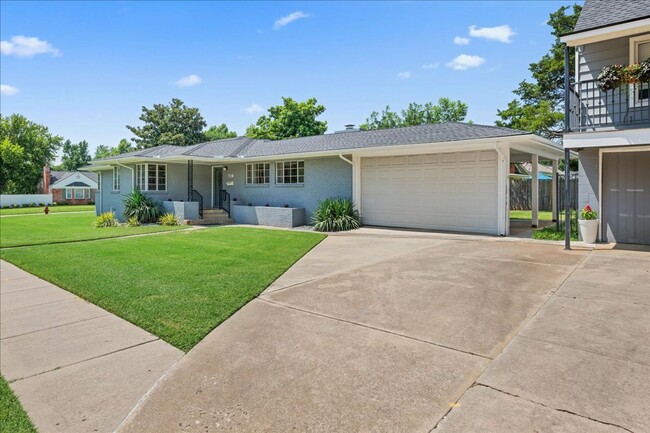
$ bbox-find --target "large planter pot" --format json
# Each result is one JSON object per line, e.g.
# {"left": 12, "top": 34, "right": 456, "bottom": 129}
{"left": 578, "top": 219, "right": 599, "bottom": 244}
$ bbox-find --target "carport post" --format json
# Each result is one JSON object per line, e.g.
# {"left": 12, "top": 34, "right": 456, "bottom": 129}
{"left": 531, "top": 154, "right": 539, "bottom": 228}
{"left": 564, "top": 148, "right": 571, "bottom": 250}
{"left": 551, "top": 160, "right": 558, "bottom": 222}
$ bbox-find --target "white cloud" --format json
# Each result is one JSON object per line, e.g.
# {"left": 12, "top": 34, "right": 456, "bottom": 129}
{"left": 397, "top": 71, "right": 411, "bottom": 79}
{"left": 454, "top": 36, "right": 470, "bottom": 45}
{"left": 273, "top": 11, "right": 310, "bottom": 30}
{"left": 0, "top": 84, "right": 20, "bottom": 95}
{"left": 0, "top": 35, "right": 61, "bottom": 57}
{"left": 244, "top": 103, "right": 264, "bottom": 114}
{"left": 468, "top": 25, "right": 516, "bottom": 43}
{"left": 174, "top": 74, "right": 202, "bottom": 87}
{"left": 422, "top": 62, "right": 440, "bottom": 70}
{"left": 446, "top": 54, "right": 486, "bottom": 70}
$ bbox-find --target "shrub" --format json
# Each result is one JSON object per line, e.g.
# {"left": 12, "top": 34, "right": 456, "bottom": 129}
{"left": 312, "top": 198, "right": 361, "bottom": 232}
{"left": 126, "top": 216, "right": 140, "bottom": 227}
{"left": 123, "top": 189, "right": 162, "bottom": 223}
{"left": 95, "top": 211, "right": 119, "bottom": 227}
{"left": 158, "top": 212, "right": 181, "bottom": 226}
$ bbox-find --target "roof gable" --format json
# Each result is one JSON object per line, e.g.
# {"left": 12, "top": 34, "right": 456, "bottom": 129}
{"left": 50, "top": 171, "right": 98, "bottom": 189}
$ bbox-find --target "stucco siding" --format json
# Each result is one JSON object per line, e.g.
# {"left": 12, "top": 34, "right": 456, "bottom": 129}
{"left": 578, "top": 148, "right": 600, "bottom": 213}
{"left": 224, "top": 156, "right": 352, "bottom": 221}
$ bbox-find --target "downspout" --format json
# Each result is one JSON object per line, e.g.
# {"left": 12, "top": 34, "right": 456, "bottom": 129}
{"left": 338, "top": 153, "right": 353, "bottom": 166}
{"left": 495, "top": 143, "right": 508, "bottom": 237}
{"left": 115, "top": 161, "right": 135, "bottom": 191}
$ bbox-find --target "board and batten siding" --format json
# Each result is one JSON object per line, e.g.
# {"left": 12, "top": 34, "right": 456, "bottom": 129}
{"left": 224, "top": 156, "right": 353, "bottom": 221}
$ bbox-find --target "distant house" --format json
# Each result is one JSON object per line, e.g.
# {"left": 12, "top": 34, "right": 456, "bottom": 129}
{"left": 39, "top": 166, "right": 98, "bottom": 205}
{"left": 85, "top": 122, "right": 564, "bottom": 236}
{"left": 560, "top": 0, "right": 650, "bottom": 245}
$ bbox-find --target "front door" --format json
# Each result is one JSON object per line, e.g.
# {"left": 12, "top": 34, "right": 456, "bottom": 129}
{"left": 213, "top": 167, "right": 223, "bottom": 208}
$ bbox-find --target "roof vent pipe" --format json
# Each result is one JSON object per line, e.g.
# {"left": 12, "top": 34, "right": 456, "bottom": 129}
{"left": 345, "top": 124, "right": 356, "bottom": 130}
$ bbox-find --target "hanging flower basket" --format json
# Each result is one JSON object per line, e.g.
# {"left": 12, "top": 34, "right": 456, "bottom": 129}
{"left": 598, "top": 59, "right": 650, "bottom": 91}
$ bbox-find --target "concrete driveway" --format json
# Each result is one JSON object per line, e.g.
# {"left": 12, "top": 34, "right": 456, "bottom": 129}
{"left": 118, "top": 230, "right": 649, "bottom": 433}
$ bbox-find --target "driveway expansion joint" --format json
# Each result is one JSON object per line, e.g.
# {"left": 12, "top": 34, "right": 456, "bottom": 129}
{"left": 258, "top": 297, "right": 492, "bottom": 361}
{"left": 472, "top": 383, "right": 635, "bottom": 433}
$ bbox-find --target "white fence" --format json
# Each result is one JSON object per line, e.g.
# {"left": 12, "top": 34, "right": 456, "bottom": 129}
{"left": 0, "top": 194, "right": 53, "bottom": 207}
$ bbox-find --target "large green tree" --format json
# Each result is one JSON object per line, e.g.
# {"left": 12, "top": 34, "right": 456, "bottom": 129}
{"left": 246, "top": 97, "right": 327, "bottom": 140}
{"left": 360, "top": 98, "right": 469, "bottom": 130}
{"left": 495, "top": 4, "right": 582, "bottom": 140}
{"left": 60, "top": 139, "right": 91, "bottom": 171}
{"left": 0, "top": 114, "right": 62, "bottom": 193}
{"left": 205, "top": 123, "right": 237, "bottom": 141}
{"left": 94, "top": 138, "right": 134, "bottom": 159}
{"left": 127, "top": 98, "right": 207, "bottom": 148}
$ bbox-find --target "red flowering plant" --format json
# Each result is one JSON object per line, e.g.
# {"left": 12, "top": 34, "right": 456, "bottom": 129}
{"left": 580, "top": 205, "right": 598, "bottom": 220}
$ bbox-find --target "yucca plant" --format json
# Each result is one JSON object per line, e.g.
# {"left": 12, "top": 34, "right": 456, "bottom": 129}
{"left": 158, "top": 212, "right": 181, "bottom": 226}
{"left": 95, "top": 211, "right": 119, "bottom": 227}
{"left": 312, "top": 198, "right": 361, "bottom": 232}
{"left": 126, "top": 216, "right": 140, "bottom": 227}
{"left": 123, "top": 189, "right": 162, "bottom": 223}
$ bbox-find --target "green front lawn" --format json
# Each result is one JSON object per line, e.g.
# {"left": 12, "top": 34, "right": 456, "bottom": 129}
{"left": 0, "top": 205, "right": 95, "bottom": 216}
{"left": 1, "top": 228, "right": 325, "bottom": 351}
{"left": 0, "top": 375, "right": 37, "bottom": 433}
{"left": 509, "top": 210, "right": 554, "bottom": 220}
{"left": 0, "top": 213, "right": 187, "bottom": 248}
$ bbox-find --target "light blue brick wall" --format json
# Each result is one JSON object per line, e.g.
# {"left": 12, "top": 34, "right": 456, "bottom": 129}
{"left": 94, "top": 163, "right": 213, "bottom": 221}
{"left": 224, "top": 156, "right": 352, "bottom": 222}
{"left": 94, "top": 157, "right": 351, "bottom": 222}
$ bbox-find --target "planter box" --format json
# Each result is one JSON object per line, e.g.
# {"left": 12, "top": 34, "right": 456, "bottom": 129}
{"left": 162, "top": 201, "right": 199, "bottom": 221}
{"left": 232, "top": 205, "right": 305, "bottom": 228}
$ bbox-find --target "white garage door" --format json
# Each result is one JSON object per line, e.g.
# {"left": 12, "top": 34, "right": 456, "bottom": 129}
{"left": 361, "top": 151, "right": 499, "bottom": 234}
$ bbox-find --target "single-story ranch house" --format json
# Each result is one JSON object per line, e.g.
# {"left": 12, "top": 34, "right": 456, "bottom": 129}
{"left": 39, "top": 166, "right": 98, "bottom": 205}
{"left": 86, "top": 122, "right": 565, "bottom": 236}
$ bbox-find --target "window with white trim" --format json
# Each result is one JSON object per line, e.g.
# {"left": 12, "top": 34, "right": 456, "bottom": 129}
{"left": 65, "top": 189, "right": 72, "bottom": 199}
{"left": 112, "top": 167, "right": 120, "bottom": 191}
{"left": 74, "top": 189, "right": 85, "bottom": 199}
{"left": 135, "top": 164, "right": 146, "bottom": 191}
{"left": 246, "top": 163, "right": 270, "bottom": 185}
{"left": 97, "top": 173, "right": 101, "bottom": 191}
{"left": 630, "top": 36, "right": 650, "bottom": 106}
{"left": 276, "top": 160, "right": 304, "bottom": 184}
{"left": 134, "top": 163, "right": 166, "bottom": 191}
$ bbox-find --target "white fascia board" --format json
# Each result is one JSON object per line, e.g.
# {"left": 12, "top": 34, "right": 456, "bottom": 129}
{"left": 560, "top": 19, "right": 650, "bottom": 47}
{"left": 563, "top": 128, "right": 650, "bottom": 149}
{"left": 507, "top": 135, "right": 565, "bottom": 161}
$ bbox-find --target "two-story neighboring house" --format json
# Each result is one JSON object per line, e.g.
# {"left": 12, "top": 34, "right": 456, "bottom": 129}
{"left": 561, "top": 0, "right": 650, "bottom": 245}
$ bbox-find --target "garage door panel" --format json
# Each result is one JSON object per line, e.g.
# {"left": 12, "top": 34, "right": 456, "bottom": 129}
{"left": 361, "top": 151, "right": 498, "bottom": 234}
{"left": 603, "top": 151, "right": 650, "bottom": 245}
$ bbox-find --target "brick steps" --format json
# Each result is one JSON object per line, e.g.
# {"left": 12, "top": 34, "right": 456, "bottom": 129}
{"left": 186, "top": 208, "right": 233, "bottom": 226}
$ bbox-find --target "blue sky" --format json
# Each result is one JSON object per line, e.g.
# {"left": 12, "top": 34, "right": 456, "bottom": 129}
{"left": 1, "top": 1, "right": 577, "bottom": 158}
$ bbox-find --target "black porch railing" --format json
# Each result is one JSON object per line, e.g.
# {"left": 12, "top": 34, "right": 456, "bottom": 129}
{"left": 568, "top": 78, "right": 650, "bottom": 131}
{"left": 219, "top": 189, "right": 230, "bottom": 217}
{"left": 192, "top": 190, "right": 203, "bottom": 219}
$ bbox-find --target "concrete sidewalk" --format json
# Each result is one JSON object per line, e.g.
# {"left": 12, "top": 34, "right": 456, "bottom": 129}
{"left": 0, "top": 260, "right": 183, "bottom": 433}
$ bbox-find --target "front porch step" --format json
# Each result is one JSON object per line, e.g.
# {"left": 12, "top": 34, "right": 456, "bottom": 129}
{"left": 202, "top": 208, "right": 228, "bottom": 216}
{"left": 186, "top": 216, "right": 234, "bottom": 226}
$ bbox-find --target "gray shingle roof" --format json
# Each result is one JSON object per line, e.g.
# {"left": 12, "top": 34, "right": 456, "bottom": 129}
{"left": 50, "top": 170, "right": 97, "bottom": 183}
{"left": 92, "top": 122, "right": 530, "bottom": 163}
{"left": 572, "top": 0, "right": 650, "bottom": 34}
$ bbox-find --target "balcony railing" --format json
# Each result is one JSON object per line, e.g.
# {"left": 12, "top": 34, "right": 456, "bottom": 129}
{"left": 568, "top": 78, "right": 650, "bottom": 132}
